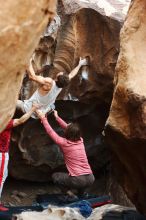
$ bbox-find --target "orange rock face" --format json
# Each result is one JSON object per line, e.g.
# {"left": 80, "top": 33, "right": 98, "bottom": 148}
{"left": 0, "top": 0, "right": 57, "bottom": 131}
{"left": 106, "top": 0, "right": 146, "bottom": 215}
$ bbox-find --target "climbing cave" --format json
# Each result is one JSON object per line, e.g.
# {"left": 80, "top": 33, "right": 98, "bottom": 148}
{"left": 0, "top": 0, "right": 146, "bottom": 219}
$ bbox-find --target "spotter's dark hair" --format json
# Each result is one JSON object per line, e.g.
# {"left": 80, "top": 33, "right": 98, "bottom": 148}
{"left": 65, "top": 123, "right": 81, "bottom": 141}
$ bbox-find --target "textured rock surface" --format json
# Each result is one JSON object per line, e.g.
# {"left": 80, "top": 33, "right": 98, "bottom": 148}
{"left": 62, "top": 0, "right": 131, "bottom": 21}
{"left": 0, "top": 0, "right": 57, "bottom": 132}
{"left": 32, "top": 15, "right": 61, "bottom": 71}
{"left": 105, "top": 0, "right": 146, "bottom": 215}
{"left": 49, "top": 8, "right": 121, "bottom": 105}
{"left": 9, "top": 0, "right": 125, "bottom": 182}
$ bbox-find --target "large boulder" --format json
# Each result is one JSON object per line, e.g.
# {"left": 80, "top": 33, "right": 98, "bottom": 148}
{"left": 50, "top": 7, "right": 121, "bottom": 105}
{"left": 62, "top": 0, "right": 130, "bottom": 21}
{"left": 105, "top": 0, "right": 146, "bottom": 215}
{"left": 0, "top": 0, "right": 57, "bottom": 132}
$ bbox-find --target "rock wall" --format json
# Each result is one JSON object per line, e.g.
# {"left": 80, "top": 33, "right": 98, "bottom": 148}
{"left": 62, "top": 0, "right": 130, "bottom": 21}
{"left": 105, "top": 0, "right": 146, "bottom": 215}
{"left": 10, "top": 101, "right": 109, "bottom": 181}
{"left": 0, "top": 0, "right": 57, "bottom": 132}
{"left": 9, "top": 1, "right": 123, "bottom": 182}
{"left": 49, "top": 8, "right": 121, "bottom": 105}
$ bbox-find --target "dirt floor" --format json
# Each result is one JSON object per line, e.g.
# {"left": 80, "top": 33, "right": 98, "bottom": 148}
{"left": 2, "top": 176, "right": 107, "bottom": 207}
{"left": 2, "top": 174, "right": 133, "bottom": 208}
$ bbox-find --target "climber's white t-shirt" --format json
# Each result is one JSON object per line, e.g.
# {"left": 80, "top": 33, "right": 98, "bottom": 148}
{"left": 23, "top": 81, "right": 62, "bottom": 118}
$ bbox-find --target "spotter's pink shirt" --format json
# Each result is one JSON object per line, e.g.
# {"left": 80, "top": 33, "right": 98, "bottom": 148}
{"left": 41, "top": 116, "right": 93, "bottom": 176}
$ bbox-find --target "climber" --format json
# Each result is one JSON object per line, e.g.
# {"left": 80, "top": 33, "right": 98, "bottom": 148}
{"left": 36, "top": 110, "right": 95, "bottom": 199}
{"left": 0, "top": 104, "right": 39, "bottom": 211}
{"left": 17, "top": 57, "right": 88, "bottom": 119}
